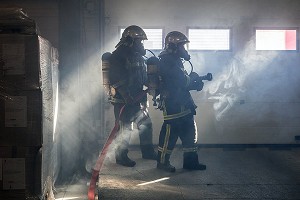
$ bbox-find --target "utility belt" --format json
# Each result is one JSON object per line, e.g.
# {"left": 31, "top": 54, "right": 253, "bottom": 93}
{"left": 161, "top": 101, "right": 194, "bottom": 120}
{"left": 163, "top": 109, "right": 192, "bottom": 121}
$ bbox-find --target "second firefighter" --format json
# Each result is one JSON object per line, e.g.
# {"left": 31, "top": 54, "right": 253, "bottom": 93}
{"left": 156, "top": 31, "right": 208, "bottom": 172}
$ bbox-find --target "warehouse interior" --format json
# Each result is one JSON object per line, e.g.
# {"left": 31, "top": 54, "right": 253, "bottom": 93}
{"left": 0, "top": 0, "right": 300, "bottom": 199}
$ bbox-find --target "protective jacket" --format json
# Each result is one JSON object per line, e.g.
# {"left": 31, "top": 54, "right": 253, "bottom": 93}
{"left": 158, "top": 51, "right": 197, "bottom": 120}
{"left": 109, "top": 45, "right": 147, "bottom": 104}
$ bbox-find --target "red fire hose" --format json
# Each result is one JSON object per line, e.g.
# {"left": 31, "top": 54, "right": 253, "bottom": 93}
{"left": 87, "top": 108, "right": 124, "bottom": 199}
{"left": 87, "top": 90, "right": 147, "bottom": 200}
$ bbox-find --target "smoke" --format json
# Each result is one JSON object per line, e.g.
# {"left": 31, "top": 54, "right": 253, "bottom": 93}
{"left": 57, "top": 50, "right": 105, "bottom": 182}
{"left": 205, "top": 37, "right": 278, "bottom": 120}
{"left": 56, "top": 46, "right": 146, "bottom": 181}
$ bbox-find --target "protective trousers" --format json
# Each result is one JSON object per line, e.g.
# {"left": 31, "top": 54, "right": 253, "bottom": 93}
{"left": 157, "top": 114, "right": 198, "bottom": 165}
{"left": 113, "top": 103, "right": 155, "bottom": 160}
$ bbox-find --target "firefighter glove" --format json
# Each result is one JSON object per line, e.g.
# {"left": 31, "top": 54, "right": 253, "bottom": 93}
{"left": 188, "top": 80, "right": 204, "bottom": 91}
{"left": 189, "top": 72, "right": 200, "bottom": 82}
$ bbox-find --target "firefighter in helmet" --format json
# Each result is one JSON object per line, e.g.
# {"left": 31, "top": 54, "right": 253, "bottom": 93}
{"left": 108, "top": 25, "right": 157, "bottom": 167}
{"left": 156, "top": 31, "right": 206, "bottom": 172}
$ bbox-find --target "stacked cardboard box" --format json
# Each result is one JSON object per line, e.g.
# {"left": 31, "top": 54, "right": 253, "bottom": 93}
{"left": 0, "top": 20, "right": 59, "bottom": 199}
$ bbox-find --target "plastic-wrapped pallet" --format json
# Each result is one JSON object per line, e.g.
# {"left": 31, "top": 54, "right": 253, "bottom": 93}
{"left": 0, "top": 34, "right": 59, "bottom": 200}
{"left": 0, "top": 34, "right": 53, "bottom": 146}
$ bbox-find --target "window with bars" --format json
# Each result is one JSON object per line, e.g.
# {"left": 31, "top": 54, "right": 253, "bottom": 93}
{"left": 188, "top": 29, "right": 231, "bottom": 50}
{"left": 255, "top": 29, "right": 297, "bottom": 50}
{"left": 120, "top": 28, "right": 163, "bottom": 50}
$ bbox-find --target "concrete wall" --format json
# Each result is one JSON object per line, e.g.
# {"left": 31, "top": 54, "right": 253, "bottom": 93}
{"left": 104, "top": 0, "right": 300, "bottom": 144}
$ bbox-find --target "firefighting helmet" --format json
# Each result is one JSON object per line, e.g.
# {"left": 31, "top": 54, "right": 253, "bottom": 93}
{"left": 122, "top": 25, "right": 147, "bottom": 40}
{"left": 164, "top": 31, "right": 190, "bottom": 50}
{"left": 115, "top": 25, "right": 147, "bottom": 48}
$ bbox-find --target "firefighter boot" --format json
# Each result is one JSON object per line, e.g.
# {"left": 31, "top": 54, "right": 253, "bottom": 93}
{"left": 141, "top": 144, "right": 157, "bottom": 160}
{"left": 115, "top": 148, "right": 136, "bottom": 167}
{"left": 156, "top": 152, "right": 176, "bottom": 172}
{"left": 183, "top": 152, "right": 206, "bottom": 170}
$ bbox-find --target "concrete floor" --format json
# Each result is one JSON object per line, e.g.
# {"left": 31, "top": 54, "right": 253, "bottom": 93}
{"left": 55, "top": 147, "right": 300, "bottom": 200}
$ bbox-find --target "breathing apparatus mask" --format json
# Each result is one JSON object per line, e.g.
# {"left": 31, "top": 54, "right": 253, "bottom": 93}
{"left": 164, "top": 31, "right": 191, "bottom": 61}
{"left": 132, "top": 38, "right": 146, "bottom": 56}
{"left": 176, "top": 44, "right": 190, "bottom": 61}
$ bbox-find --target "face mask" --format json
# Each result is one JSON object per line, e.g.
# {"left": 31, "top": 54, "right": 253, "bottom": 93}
{"left": 177, "top": 45, "right": 190, "bottom": 61}
{"left": 132, "top": 39, "right": 146, "bottom": 56}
